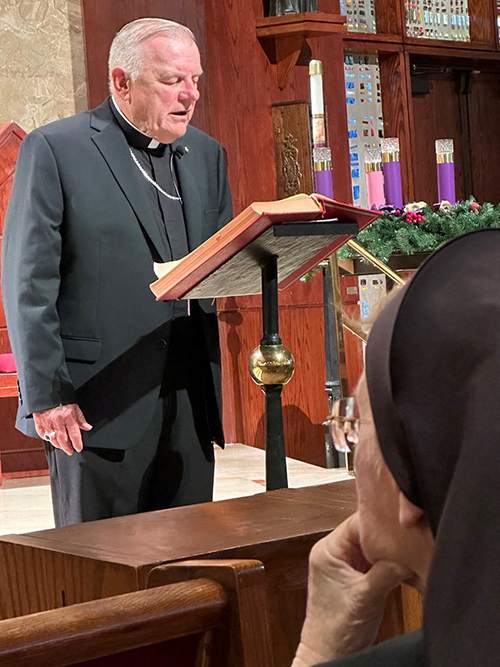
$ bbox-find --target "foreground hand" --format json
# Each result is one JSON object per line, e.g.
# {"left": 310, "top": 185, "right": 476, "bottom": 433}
{"left": 292, "top": 513, "right": 413, "bottom": 667}
{"left": 33, "top": 404, "right": 92, "bottom": 456}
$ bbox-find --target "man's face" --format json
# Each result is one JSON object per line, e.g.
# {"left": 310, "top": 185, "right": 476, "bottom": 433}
{"left": 354, "top": 373, "right": 404, "bottom": 565}
{"left": 118, "top": 35, "right": 202, "bottom": 143}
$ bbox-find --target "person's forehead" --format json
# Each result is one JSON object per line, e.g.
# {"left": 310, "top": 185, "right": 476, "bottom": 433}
{"left": 141, "top": 34, "right": 200, "bottom": 62}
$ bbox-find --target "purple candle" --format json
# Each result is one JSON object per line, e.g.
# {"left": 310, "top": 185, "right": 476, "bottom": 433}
{"left": 314, "top": 166, "right": 334, "bottom": 199}
{"left": 381, "top": 138, "right": 403, "bottom": 209}
{"left": 436, "top": 139, "right": 456, "bottom": 204}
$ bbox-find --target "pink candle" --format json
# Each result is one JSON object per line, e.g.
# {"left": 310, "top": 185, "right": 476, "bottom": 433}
{"left": 365, "top": 149, "right": 385, "bottom": 209}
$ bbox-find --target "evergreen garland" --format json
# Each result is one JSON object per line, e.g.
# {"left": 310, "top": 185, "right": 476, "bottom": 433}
{"left": 337, "top": 199, "right": 500, "bottom": 264}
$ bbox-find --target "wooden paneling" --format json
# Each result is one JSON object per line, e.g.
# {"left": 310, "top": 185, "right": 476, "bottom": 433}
{"left": 469, "top": 0, "right": 497, "bottom": 45}
{"left": 373, "top": 0, "right": 405, "bottom": 36}
{"left": 82, "top": 1, "right": 207, "bottom": 106}
{"left": 411, "top": 72, "right": 465, "bottom": 203}
{"left": 379, "top": 51, "right": 416, "bottom": 204}
{"left": 411, "top": 67, "right": 500, "bottom": 204}
{"left": 218, "top": 272, "right": 329, "bottom": 466}
{"left": 467, "top": 71, "right": 500, "bottom": 202}
{"left": 0, "top": 398, "right": 47, "bottom": 476}
{"left": 272, "top": 102, "right": 314, "bottom": 199}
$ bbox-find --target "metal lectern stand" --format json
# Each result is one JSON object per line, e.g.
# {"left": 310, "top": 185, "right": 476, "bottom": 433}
{"left": 248, "top": 219, "right": 358, "bottom": 490}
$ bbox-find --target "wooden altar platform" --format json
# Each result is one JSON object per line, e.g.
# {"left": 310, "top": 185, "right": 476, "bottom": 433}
{"left": 0, "top": 480, "right": 421, "bottom": 667}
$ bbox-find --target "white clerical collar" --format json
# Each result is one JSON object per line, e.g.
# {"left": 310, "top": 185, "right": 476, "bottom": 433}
{"left": 111, "top": 96, "right": 160, "bottom": 150}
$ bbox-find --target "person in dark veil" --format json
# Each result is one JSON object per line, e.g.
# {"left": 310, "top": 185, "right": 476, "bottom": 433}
{"left": 292, "top": 228, "right": 500, "bottom": 667}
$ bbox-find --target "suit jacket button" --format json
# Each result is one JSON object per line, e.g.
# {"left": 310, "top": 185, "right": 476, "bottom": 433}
{"left": 158, "top": 339, "right": 167, "bottom": 349}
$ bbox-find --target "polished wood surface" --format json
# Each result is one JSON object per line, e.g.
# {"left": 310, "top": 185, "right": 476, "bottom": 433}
{"left": 0, "top": 481, "right": 422, "bottom": 665}
{"left": 0, "top": 482, "right": 357, "bottom": 666}
{"left": 0, "top": 559, "right": 273, "bottom": 667}
{"left": 147, "top": 559, "right": 273, "bottom": 667}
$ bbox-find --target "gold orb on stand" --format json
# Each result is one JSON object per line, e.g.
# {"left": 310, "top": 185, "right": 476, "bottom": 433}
{"left": 249, "top": 344, "right": 295, "bottom": 386}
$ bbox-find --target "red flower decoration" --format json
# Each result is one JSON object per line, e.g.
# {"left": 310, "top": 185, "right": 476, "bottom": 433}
{"left": 406, "top": 212, "right": 425, "bottom": 224}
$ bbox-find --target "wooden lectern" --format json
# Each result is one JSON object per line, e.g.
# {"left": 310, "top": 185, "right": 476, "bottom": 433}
{"left": 151, "top": 194, "right": 379, "bottom": 490}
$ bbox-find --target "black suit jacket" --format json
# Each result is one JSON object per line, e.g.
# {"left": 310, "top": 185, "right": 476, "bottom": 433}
{"left": 2, "top": 100, "right": 232, "bottom": 449}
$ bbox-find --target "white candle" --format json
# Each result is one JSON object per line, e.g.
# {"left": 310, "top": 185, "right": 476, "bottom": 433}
{"left": 309, "top": 59, "right": 324, "bottom": 116}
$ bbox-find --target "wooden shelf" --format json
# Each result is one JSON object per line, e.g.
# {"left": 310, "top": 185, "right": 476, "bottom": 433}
{"left": 256, "top": 12, "right": 346, "bottom": 89}
{"left": 403, "top": 35, "right": 495, "bottom": 51}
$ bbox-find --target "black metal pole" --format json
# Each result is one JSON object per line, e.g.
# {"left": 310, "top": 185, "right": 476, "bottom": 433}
{"left": 264, "top": 384, "right": 288, "bottom": 489}
{"left": 322, "top": 264, "right": 344, "bottom": 468}
{"left": 261, "top": 255, "right": 288, "bottom": 490}
{"left": 261, "top": 255, "right": 281, "bottom": 346}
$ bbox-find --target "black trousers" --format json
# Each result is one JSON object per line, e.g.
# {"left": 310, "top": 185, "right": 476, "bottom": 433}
{"left": 45, "top": 316, "right": 217, "bottom": 527}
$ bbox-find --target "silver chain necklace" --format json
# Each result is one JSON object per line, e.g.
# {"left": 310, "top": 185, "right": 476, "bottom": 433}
{"left": 129, "top": 148, "right": 183, "bottom": 203}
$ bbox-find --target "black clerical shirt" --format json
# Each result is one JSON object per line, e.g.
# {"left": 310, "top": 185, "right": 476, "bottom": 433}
{"left": 110, "top": 97, "right": 189, "bottom": 317}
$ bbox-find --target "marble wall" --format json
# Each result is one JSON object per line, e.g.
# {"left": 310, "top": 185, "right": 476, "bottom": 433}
{"left": 0, "top": 0, "right": 88, "bottom": 132}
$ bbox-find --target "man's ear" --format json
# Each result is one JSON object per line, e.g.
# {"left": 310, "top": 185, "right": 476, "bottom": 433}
{"left": 398, "top": 491, "right": 425, "bottom": 529}
{"left": 110, "top": 67, "right": 131, "bottom": 100}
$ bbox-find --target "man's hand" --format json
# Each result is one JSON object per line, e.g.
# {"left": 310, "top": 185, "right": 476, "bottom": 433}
{"left": 292, "top": 513, "right": 413, "bottom": 667}
{"left": 33, "top": 404, "right": 92, "bottom": 456}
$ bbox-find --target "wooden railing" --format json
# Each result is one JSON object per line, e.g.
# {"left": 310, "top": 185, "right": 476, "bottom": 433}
{"left": 0, "top": 558, "right": 274, "bottom": 667}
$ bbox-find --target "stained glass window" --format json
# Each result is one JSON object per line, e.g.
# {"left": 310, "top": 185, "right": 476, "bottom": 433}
{"left": 344, "top": 53, "right": 384, "bottom": 209}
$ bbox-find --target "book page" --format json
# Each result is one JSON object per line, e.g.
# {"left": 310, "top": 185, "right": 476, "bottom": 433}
{"left": 153, "top": 259, "right": 183, "bottom": 279}
{"left": 251, "top": 193, "right": 323, "bottom": 216}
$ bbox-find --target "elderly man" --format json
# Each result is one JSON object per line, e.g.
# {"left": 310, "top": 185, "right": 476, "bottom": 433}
{"left": 2, "top": 18, "right": 232, "bottom": 526}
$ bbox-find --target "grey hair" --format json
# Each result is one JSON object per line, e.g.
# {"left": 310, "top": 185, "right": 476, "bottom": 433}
{"left": 108, "top": 18, "right": 196, "bottom": 93}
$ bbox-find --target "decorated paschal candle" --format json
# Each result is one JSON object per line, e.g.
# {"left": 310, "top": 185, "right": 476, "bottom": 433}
{"left": 381, "top": 137, "right": 403, "bottom": 209}
{"left": 365, "top": 149, "right": 385, "bottom": 209}
{"left": 309, "top": 59, "right": 333, "bottom": 199}
{"left": 436, "top": 139, "right": 456, "bottom": 204}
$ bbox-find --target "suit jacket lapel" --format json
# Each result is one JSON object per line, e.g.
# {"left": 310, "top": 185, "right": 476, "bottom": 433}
{"left": 90, "top": 103, "right": 171, "bottom": 262}
{"left": 173, "top": 136, "right": 203, "bottom": 252}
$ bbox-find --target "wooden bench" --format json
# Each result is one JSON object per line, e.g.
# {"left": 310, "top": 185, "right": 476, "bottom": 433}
{"left": 0, "top": 481, "right": 422, "bottom": 666}
{"left": 0, "top": 558, "right": 273, "bottom": 667}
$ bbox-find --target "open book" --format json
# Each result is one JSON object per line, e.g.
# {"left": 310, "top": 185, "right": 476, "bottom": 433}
{"left": 150, "top": 193, "right": 379, "bottom": 300}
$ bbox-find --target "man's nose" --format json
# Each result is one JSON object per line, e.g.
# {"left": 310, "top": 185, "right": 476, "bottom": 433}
{"left": 180, "top": 80, "right": 200, "bottom": 102}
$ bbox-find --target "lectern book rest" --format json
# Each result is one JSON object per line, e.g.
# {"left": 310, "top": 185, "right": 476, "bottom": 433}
{"left": 150, "top": 193, "right": 380, "bottom": 300}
